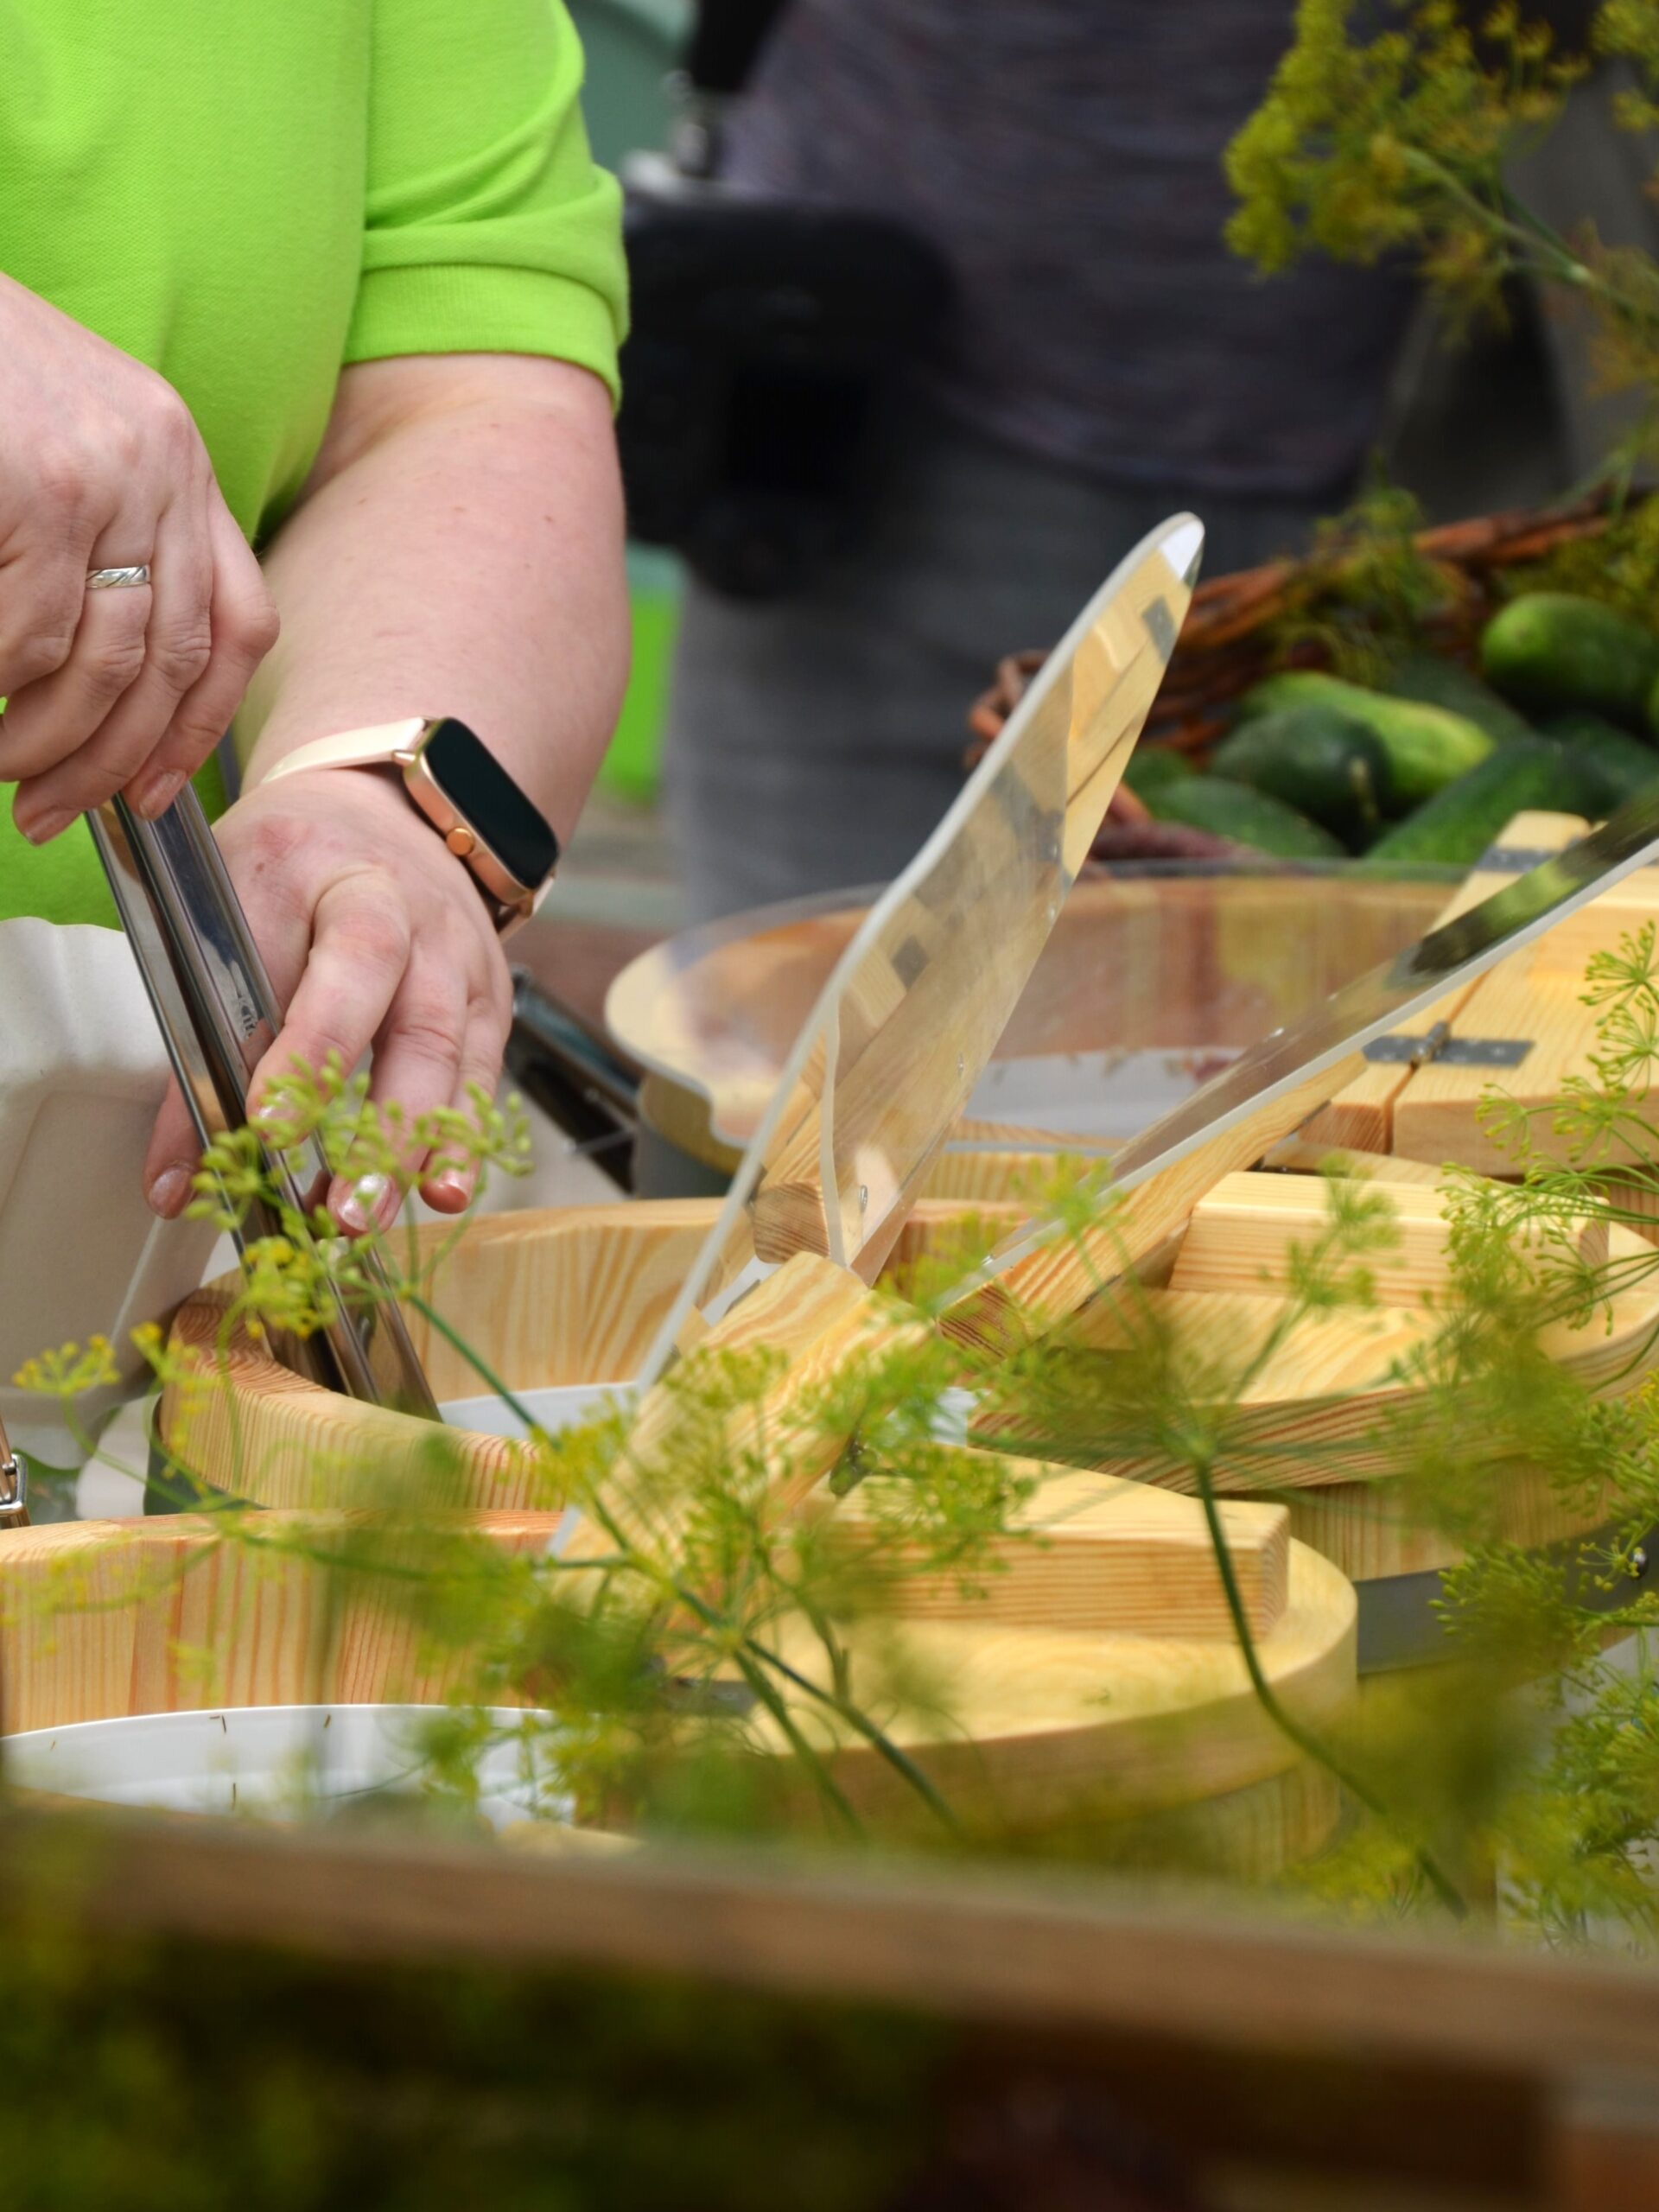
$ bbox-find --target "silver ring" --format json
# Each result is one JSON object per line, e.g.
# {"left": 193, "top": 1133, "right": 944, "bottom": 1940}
{"left": 86, "top": 564, "right": 151, "bottom": 591}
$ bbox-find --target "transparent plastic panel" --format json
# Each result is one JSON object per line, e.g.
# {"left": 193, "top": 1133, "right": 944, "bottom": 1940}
{"left": 607, "top": 867, "right": 1449, "bottom": 1160}
{"left": 606, "top": 886, "right": 880, "bottom": 1152}
{"left": 635, "top": 514, "right": 1205, "bottom": 1385}
{"left": 960, "top": 790, "right": 1659, "bottom": 1296}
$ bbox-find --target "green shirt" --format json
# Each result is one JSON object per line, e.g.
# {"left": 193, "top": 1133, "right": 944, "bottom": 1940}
{"left": 1, "top": 0, "right": 626, "bottom": 928}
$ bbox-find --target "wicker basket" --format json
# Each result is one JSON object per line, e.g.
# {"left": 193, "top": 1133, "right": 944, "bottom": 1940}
{"left": 968, "top": 493, "right": 1620, "bottom": 861}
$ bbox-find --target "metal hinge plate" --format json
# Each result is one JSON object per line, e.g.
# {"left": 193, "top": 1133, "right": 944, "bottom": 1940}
{"left": 1362, "top": 1021, "right": 1533, "bottom": 1070}
{"left": 1478, "top": 844, "right": 1562, "bottom": 875}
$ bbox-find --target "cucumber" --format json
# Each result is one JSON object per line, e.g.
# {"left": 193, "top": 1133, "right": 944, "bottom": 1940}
{"left": 1544, "top": 710, "right": 1659, "bottom": 812}
{"left": 1479, "top": 592, "right": 1659, "bottom": 729}
{"left": 1383, "top": 649, "right": 1535, "bottom": 745}
{"left": 1210, "top": 706, "right": 1392, "bottom": 850}
{"left": 1146, "top": 774, "right": 1344, "bottom": 860}
{"left": 1364, "top": 739, "right": 1587, "bottom": 868}
{"left": 1122, "top": 743, "right": 1194, "bottom": 800}
{"left": 1235, "top": 671, "right": 1494, "bottom": 806}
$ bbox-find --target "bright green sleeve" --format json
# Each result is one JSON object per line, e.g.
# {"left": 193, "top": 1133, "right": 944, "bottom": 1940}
{"left": 345, "top": 0, "right": 628, "bottom": 402}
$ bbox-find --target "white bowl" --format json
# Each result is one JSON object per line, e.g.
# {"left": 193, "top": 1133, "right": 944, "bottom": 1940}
{"left": 3, "top": 1703, "right": 568, "bottom": 1828}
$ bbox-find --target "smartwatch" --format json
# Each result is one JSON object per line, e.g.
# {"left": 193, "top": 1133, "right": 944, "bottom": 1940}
{"left": 262, "top": 717, "right": 560, "bottom": 935}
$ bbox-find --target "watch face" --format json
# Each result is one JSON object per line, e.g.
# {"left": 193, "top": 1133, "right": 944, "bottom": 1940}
{"left": 421, "top": 719, "right": 559, "bottom": 888}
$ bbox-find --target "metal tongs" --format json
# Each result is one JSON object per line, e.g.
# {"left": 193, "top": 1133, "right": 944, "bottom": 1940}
{"left": 90, "top": 787, "right": 439, "bottom": 1419}
{"left": 0, "top": 1408, "right": 29, "bottom": 1530}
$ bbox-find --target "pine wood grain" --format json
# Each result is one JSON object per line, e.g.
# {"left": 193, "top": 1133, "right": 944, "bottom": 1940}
{"left": 1170, "top": 1169, "right": 1607, "bottom": 1302}
{"left": 920, "top": 1145, "right": 1071, "bottom": 1206}
{"left": 748, "top": 1541, "right": 1354, "bottom": 1830}
{"left": 164, "top": 1290, "right": 560, "bottom": 1515}
{"left": 1276, "top": 1465, "right": 1617, "bottom": 1582}
{"left": 0, "top": 1510, "right": 562, "bottom": 1736}
{"left": 615, "top": 870, "right": 1445, "bottom": 1174}
{"left": 1391, "top": 866, "right": 1659, "bottom": 1174}
{"left": 1261, "top": 1138, "right": 1454, "bottom": 1185}
{"left": 158, "top": 1203, "right": 1020, "bottom": 1518}
{"left": 0, "top": 1500, "right": 1351, "bottom": 1864}
{"left": 830, "top": 1457, "right": 1288, "bottom": 1637}
{"left": 1047, "top": 1217, "right": 1657, "bottom": 1503}
{"left": 1302, "top": 810, "right": 1590, "bottom": 1154}
{"left": 941, "top": 1057, "right": 1367, "bottom": 1358}
{"left": 404, "top": 1200, "right": 721, "bottom": 1395}
{"left": 557, "top": 1249, "right": 907, "bottom": 1567}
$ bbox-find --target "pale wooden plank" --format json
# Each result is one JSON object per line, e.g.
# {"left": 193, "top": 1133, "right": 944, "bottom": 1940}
{"left": 832, "top": 1459, "right": 1288, "bottom": 1638}
{"left": 405, "top": 1200, "right": 720, "bottom": 1394}
{"left": 747, "top": 1541, "right": 1355, "bottom": 1827}
{"left": 0, "top": 1502, "right": 1351, "bottom": 1855}
{"left": 1262, "top": 1137, "right": 1452, "bottom": 1185}
{"left": 0, "top": 1510, "right": 560, "bottom": 1736}
{"left": 1392, "top": 867, "right": 1659, "bottom": 1174}
{"left": 944, "top": 1058, "right": 1369, "bottom": 1358}
{"left": 1171, "top": 1169, "right": 1606, "bottom": 1303}
{"left": 19, "top": 1801, "right": 1659, "bottom": 2070}
{"left": 1302, "top": 810, "right": 1591, "bottom": 1154}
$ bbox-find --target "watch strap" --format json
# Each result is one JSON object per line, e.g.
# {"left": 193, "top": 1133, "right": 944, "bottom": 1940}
{"left": 255, "top": 718, "right": 554, "bottom": 939}
{"left": 259, "top": 720, "right": 431, "bottom": 786}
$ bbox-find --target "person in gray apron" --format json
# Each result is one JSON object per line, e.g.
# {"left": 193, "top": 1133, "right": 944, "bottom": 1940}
{"left": 659, "top": 0, "right": 1421, "bottom": 920}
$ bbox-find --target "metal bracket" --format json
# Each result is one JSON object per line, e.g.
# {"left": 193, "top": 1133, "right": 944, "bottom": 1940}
{"left": 1362, "top": 1020, "right": 1533, "bottom": 1071}
{"left": 1478, "top": 843, "right": 1563, "bottom": 874}
{"left": 0, "top": 1446, "right": 29, "bottom": 1532}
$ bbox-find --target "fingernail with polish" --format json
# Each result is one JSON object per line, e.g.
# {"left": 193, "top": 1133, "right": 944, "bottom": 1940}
{"left": 134, "top": 770, "right": 186, "bottom": 823}
{"left": 18, "top": 809, "right": 71, "bottom": 847}
{"left": 337, "top": 1171, "right": 394, "bottom": 1236}
{"left": 429, "top": 1170, "right": 473, "bottom": 1211}
{"left": 149, "top": 1166, "right": 193, "bottom": 1219}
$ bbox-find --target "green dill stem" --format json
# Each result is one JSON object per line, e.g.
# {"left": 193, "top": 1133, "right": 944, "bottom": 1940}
{"left": 407, "top": 1292, "right": 548, "bottom": 1438}
{"left": 785, "top": 1573, "right": 855, "bottom": 1705}
{"left": 748, "top": 1638, "right": 962, "bottom": 1834}
{"left": 409, "top": 1289, "right": 956, "bottom": 1831}
{"left": 1188, "top": 1445, "right": 1470, "bottom": 1920}
{"left": 1397, "top": 143, "right": 1659, "bottom": 348}
{"left": 729, "top": 1649, "right": 865, "bottom": 1837}
{"left": 652, "top": 1560, "right": 958, "bottom": 1834}
{"left": 1397, "top": 147, "right": 1596, "bottom": 293}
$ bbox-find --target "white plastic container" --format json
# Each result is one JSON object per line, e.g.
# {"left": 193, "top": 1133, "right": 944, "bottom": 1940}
{"left": 0, "top": 918, "right": 216, "bottom": 1465}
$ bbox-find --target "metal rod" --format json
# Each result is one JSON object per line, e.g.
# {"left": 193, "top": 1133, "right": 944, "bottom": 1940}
{"left": 506, "top": 970, "right": 639, "bottom": 1191}
{"left": 89, "top": 788, "right": 440, "bottom": 1420}
{"left": 0, "top": 1406, "right": 29, "bottom": 1531}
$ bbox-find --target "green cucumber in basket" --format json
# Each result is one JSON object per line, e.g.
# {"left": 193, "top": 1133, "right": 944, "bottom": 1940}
{"left": 1383, "top": 649, "right": 1535, "bottom": 746}
{"left": 1235, "top": 671, "right": 1493, "bottom": 806}
{"left": 1480, "top": 591, "right": 1659, "bottom": 729}
{"left": 1209, "top": 706, "right": 1392, "bottom": 850}
{"left": 1544, "top": 710, "right": 1659, "bottom": 813}
{"left": 1145, "top": 774, "right": 1344, "bottom": 859}
{"left": 1364, "top": 739, "right": 1596, "bottom": 868}
{"left": 1122, "top": 744, "right": 1194, "bottom": 799}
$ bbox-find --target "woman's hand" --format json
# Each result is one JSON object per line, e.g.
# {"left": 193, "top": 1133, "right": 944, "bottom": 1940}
{"left": 143, "top": 768, "right": 513, "bottom": 1228}
{"left": 0, "top": 276, "right": 277, "bottom": 840}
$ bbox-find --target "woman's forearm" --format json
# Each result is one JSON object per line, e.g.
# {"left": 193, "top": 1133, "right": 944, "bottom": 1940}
{"left": 239, "top": 352, "right": 629, "bottom": 842}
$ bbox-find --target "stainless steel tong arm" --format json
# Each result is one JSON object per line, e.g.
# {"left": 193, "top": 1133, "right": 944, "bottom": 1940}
{"left": 90, "top": 786, "right": 439, "bottom": 1420}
